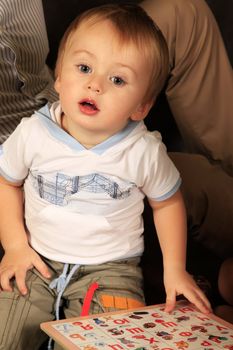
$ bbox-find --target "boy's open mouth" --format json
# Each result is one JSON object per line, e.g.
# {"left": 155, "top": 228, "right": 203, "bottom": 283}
{"left": 79, "top": 99, "right": 99, "bottom": 111}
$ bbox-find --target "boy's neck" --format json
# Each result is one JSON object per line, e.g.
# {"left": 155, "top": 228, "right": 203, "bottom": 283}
{"left": 61, "top": 113, "right": 129, "bottom": 149}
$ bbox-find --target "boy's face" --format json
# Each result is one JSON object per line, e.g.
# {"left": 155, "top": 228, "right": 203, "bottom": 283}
{"left": 55, "top": 20, "right": 152, "bottom": 146}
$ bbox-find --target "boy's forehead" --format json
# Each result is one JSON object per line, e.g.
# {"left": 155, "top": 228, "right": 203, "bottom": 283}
{"left": 68, "top": 19, "right": 133, "bottom": 49}
{"left": 65, "top": 19, "right": 149, "bottom": 65}
{"left": 72, "top": 19, "right": 110, "bottom": 34}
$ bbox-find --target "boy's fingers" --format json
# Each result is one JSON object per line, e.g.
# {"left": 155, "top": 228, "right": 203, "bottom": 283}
{"left": 165, "top": 291, "right": 176, "bottom": 313}
{"left": 33, "top": 257, "right": 51, "bottom": 279}
{"left": 0, "top": 269, "right": 13, "bottom": 292}
{"left": 183, "top": 288, "right": 212, "bottom": 314}
{"left": 194, "top": 289, "right": 212, "bottom": 313}
{"left": 15, "top": 270, "right": 28, "bottom": 295}
{"left": 192, "top": 298, "right": 211, "bottom": 314}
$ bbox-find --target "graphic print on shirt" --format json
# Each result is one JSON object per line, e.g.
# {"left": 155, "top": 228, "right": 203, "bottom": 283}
{"left": 31, "top": 172, "right": 136, "bottom": 206}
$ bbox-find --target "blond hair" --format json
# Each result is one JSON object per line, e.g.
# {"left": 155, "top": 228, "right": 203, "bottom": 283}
{"left": 55, "top": 4, "right": 169, "bottom": 104}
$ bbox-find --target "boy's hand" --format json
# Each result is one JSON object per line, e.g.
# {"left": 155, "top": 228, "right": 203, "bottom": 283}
{"left": 164, "top": 269, "right": 212, "bottom": 314}
{"left": 0, "top": 245, "right": 51, "bottom": 295}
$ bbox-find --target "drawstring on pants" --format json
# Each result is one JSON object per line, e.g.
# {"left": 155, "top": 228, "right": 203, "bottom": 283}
{"left": 47, "top": 263, "right": 99, "bottom": 350}
{"left": 47, "top": 263, "right": 80, "bottom": 349}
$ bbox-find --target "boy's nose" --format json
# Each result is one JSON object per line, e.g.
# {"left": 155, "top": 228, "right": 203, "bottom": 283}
{"left": 88, "top": 84, "right": 101, "bottom": 94}
{"left": 86, "top": 75, "right": 103, "bottom": 94}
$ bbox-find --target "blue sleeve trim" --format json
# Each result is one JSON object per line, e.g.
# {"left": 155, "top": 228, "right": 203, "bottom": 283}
{"left": 149, "top": 177, "right": 182, "bottom": 202}
{"left": 0, "top": 167, "right": 24, "bottom": 185}
{"left": 0, "top": 146, "right": 24, "bottom": 184}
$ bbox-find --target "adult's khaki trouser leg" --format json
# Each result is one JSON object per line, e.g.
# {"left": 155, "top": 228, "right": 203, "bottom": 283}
{"left": 141, "top": 0, "right": 233, "bottom": 175}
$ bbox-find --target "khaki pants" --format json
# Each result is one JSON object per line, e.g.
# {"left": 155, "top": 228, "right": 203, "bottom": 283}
{"left": 0, "top": 258, "right": 144, "bottom": 350}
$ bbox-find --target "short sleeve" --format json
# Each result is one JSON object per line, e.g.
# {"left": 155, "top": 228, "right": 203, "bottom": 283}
{"left": 0, "top": 119, "right": 30, "bottom": 183}
{"left": 141, "top": 132, "right": 181, "bottom": 201}
{"left": 0, "top": 0, "right": 58, "bottom": 144}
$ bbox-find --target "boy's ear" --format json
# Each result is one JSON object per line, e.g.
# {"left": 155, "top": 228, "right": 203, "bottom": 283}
{"left": 54, "top": 77, "right": 61, "bottom": 93}
{"left": 130, "top": 102, "right": 153, "bottom": 121}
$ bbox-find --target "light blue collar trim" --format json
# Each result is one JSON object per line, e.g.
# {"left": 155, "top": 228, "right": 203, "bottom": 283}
{"left": 35, "top": 104, "right": 139, "bottom": 155}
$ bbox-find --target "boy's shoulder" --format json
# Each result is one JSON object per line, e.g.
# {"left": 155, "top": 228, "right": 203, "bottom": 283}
{"left": 21, "top": 102, "right": 60, "bottom": 135}
{"left": 137, "top": 123, "right": 164, "bottom": 150}
{"left": 5, "top": 103, "right": 58, "bottom": 149}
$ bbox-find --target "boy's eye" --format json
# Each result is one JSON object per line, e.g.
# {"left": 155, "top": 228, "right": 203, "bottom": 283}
{"left": 78, "top": 64, "right": 92, "bottom": 74}
{"left": 110, "top": 76, "right": 125, "bottom": 86}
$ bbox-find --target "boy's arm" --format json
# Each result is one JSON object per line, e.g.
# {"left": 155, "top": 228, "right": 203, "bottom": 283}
{"left": 0, "top": 176, "right": 51, "bottom": 294}
{"left": 0, "top": 176, "right": 28, "bottom": 248}
{"left": 148, "top": 190, "right": 212, "bottom": 314}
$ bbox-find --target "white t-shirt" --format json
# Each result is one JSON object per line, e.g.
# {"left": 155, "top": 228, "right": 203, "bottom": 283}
{"left": 0, "top": 102, "right": 181, "bottom": 264}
